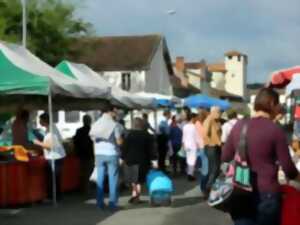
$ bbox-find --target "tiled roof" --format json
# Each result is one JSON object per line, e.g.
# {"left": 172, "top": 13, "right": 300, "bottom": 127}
{"left": 185, "top": 62, "right": 205, "bottom": 69}
{"left": 67, "top": 34, "right": 173, "bottom": 74}
{"left": 225, "top": 50, "right": 247, "bottom": 57}
{"left": 207, "top": 63, "right": 226, "bottom": 73}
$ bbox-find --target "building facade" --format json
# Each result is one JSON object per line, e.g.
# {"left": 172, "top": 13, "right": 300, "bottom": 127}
{"left": 68, "top": 34, "right": 174, "bottom": 95}
{"left": 173, "top": 50, "right": 248, "bottom": 99}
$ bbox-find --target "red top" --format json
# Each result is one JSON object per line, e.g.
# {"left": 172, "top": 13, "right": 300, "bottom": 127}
{"left": 222, "top": 117, "right": 298, "bottom": 193}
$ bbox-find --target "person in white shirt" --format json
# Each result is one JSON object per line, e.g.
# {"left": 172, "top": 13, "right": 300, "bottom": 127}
{"left": 221, "top": 110, "right": 238, "bottom": 144}
{"left": 182, "top": 113, "right": 202, "bottom": 181}
{"left": 89, "top": 105, "right": 123, "bottom": 210}
{"left": 34, "top": 113, "right": 66, "bottom": 201}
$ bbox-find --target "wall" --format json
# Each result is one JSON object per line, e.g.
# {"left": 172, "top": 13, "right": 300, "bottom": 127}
{"left": 145, "top": 41, "right": 173, "bottom": 95}
{"left": 99, "top": 41, "right": 172, "bottom": 95}
{"left": 224, "top": 55, "right": 247, "bottom": 97}
{"left": 186, "top": 69, "right": 201, "bottom": 90}
{"left": 210, "top": 71, "right": 225, "bottom": 90}
{"left": 100, "top": 70, "right": 146, "bottom": 93}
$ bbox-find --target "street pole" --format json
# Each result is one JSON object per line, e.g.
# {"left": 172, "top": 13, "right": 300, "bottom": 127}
{"left": 21, "top": 0, "right": 27, "bottom": 48}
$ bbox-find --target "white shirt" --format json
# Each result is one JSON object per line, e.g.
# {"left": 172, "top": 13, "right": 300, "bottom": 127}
{"left": 43, "top": 126, "right": 66, "bottom": 160}
{"left": 93, "top": 123, "right": 123, "bottom": 156}
{"left": 182, "top": 123, "right": 201, "bottom": 151}
{"left": 221, "top": 119, "right": 238, "bottom": 143}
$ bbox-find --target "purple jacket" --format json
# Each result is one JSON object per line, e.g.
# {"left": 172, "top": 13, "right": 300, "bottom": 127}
{"left": 222, "top": 117, "right": 298, "bottom": 193}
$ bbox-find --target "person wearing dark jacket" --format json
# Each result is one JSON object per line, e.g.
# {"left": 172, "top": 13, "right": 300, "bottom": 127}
{"left": 169, "top": 115, "right": 184, "bottom": 174}
{"left": 73, "top": 115, "right": 94, "bottom": 194}
{"left": 122, "top": 117, "right": 157, "bottom": 204}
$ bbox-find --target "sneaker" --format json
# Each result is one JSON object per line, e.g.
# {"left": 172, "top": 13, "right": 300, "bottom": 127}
{"left": 108, "top": 205, "right": 124, "bottom": 212}
{"left": 187, "top": 175, "right": 196, "bottom": 181}
{"left": 97, "top": 202, "right": 106, "bottom": 210}
{"left": 128, "top": 196, "right": 140, "bottom": 204}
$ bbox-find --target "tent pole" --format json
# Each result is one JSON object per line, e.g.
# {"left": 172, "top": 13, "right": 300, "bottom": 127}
{"left": 154, "top": 110, "right": 158, "bottom": 132}
{"left": 48, "top": 90, "right": 57, "bottom": 206}
{"left": 130, "top": 110, "right": 134, "bottom": 129}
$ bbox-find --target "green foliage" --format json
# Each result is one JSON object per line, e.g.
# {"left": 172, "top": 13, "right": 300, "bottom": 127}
{"left": 0, "top": 0, "right": 92, "bottom": 65}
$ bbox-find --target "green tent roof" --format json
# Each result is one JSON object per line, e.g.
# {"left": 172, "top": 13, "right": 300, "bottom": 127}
{"left": 55, "top": 60, "right": 76, "bottom": 79}
{"left": 0, "top": 46, "right": 49, "bottom": 95}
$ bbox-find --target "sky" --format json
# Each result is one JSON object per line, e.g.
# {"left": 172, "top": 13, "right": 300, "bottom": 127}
{"left": 76, "top": 0, "right": 300, "bottom": 84}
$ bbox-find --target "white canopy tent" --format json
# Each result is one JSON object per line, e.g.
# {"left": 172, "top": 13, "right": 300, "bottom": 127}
{"left": 56, "top": 61, "right": 156, "bottom": 109}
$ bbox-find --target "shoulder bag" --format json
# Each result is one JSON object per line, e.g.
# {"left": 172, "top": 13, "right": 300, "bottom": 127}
{"left": 207, "top": 121, "right": 253, "bottom": 212}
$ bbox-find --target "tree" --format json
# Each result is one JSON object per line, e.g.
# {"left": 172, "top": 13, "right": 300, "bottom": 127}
{"left": 0, "top": 0, "right": 92, "bottom": 65}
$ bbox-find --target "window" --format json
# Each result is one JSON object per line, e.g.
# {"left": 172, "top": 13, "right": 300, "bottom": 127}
{"left": 237, "top": 56, "right": 241, "bottom": 61}
{"left": 65, "top": 111, "right": 80, "bottom": 123}
{"left": 121, "top": 73, "right": 131, "bottom": 91}
{"left": 228, "top": 56, "right": 232, "bottom": 60}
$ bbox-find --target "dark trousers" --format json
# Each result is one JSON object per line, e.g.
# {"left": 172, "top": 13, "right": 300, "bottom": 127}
{"left": 79, "top": 159, "right": 94, "bottom": 194}
{"left": 157, "top": 135, "right": 168, "bottom": 171}
{"left": 205, "top": 146, "right": 221, "bottom": 191}
{"left": 232, "top": 192, "right": 282, "bottom": 225}
{"left": 46, "top": 158, "right": 64, "bottom": 200}
{"left": 171, "top": 145, "right": 185, "bottom": 173}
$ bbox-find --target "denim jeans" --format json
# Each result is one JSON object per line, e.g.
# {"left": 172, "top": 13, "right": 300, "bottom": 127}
{"left": 197, "top": 149, "right": 209, "bottom": 193}
{"left": 198, "top": 149, "right": 208, "bottom": 176}
{"left": 232, "top": 192, "right": 282, "bottom": 225}
{"left": 95, "top": 155, "right": 119, "bottom": 208}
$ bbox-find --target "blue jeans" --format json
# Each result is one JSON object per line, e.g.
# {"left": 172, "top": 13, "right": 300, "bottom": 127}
{"left": 197, "top": 149, "right": 209, "bottom": 193}
{"left": 198, "top": 149, "right": 208, "bottom": 176}
{"left": 232, "top": 192, "right": 281, "bottom": 225}
{"left": 95, "top": 155, "right": 119, "bottom": 208}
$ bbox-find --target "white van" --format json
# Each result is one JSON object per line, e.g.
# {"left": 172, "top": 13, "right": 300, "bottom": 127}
{"left": 36, "top": 110, "right": 100, "bottom": 139}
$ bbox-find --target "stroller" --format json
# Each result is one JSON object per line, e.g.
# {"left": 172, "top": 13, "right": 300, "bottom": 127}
{"left": 146, "top": 170, "right": 173, "bottom": 206}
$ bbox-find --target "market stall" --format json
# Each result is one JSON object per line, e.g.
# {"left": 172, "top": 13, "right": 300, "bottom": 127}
{"left": 0, "top": 41, "right": 167, "bottom": 207}
{"left": 0, "top": 41, "right": 111, "bottom": 207}
{"left": 268, "top": 66, "right": 300, "bottom": 89}
{"left": 267, "top": 66, "right": 300, "bottom": 138}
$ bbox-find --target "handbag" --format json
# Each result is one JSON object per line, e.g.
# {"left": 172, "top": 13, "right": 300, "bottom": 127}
{"left": 207, "top": 121, "right": 253, "bottom": 212}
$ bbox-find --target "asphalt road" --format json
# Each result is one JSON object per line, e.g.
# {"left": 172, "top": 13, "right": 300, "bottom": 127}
{"left": 0, "top": 177, "right": 232, "bottom": 225}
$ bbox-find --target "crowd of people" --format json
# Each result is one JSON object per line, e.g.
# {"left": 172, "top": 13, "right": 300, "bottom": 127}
{"left": 80, "top": 103, "right": 240, "bottom": 210}
{"left": 3, "top": 87, "right": 300, "bottom": 225}
{"left": 82, "top": 88, "right": 300, "bottom": 225}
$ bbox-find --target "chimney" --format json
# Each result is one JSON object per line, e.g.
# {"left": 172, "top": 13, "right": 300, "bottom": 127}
{"left": 175, "top": 56, "right": 185, "bottom": 72}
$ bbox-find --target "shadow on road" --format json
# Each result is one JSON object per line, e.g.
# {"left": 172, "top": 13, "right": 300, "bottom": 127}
{"left": 0, "top": 194, "right": 114, "bottom": 225}
{"left": 124, "top": 196, "right": 204, "bottom": 211}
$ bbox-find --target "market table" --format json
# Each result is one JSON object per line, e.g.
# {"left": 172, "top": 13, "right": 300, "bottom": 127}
{"left": 0, "top": 154, "right": 80, "bottom": 207}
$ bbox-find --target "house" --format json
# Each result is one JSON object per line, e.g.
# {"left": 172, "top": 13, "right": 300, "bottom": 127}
{"left": 173, "top": 50, "right": 248, "bottom": 99}
{"left": 68, "top": 34, "right": 174, "bottom": 95}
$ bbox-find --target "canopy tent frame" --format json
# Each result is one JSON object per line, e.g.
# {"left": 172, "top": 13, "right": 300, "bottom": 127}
{"left": 56, "top": 61, "right": 157, "bottom": 110}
